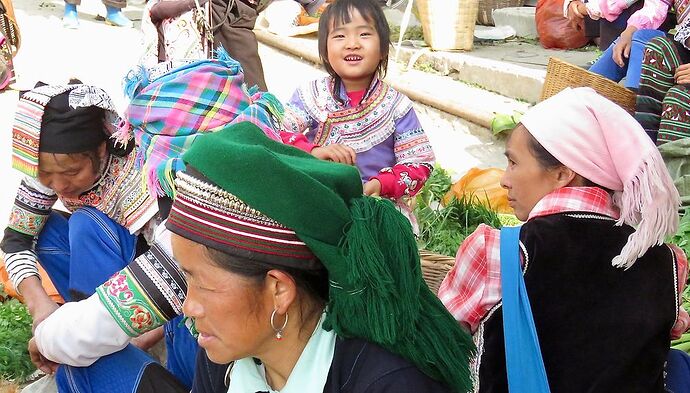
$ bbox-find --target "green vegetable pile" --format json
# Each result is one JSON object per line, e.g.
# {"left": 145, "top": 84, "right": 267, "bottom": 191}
{"left": 415, "top": 166, "right": 510, "bottom": 256}
{"left": 670, "top": 209, "right": 690, "bottom": 353}
{"left": 0, "top": 286, "right": 35, "bottom": 384}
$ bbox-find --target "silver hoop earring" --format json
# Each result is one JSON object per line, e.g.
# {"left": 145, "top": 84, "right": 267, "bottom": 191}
{"left": 270, "top": 309, "right": 289, "bottom": 341}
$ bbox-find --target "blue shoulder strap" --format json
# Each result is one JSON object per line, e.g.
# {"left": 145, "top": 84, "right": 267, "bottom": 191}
{"left": 499, "top": 226, "right": 551, "bottom": 393}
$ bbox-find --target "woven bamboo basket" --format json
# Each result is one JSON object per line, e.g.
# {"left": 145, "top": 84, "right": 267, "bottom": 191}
{"left": 477, "top": 0, "right": 525, "bottom": 26}
{"left": 416, "top": 0, "right": 479, "bottom": 51}
{"left": 541, "top": 57, "right": 637, "bottom": 114}
{"left": 419, "top": 250, "right": 455, "bottom": 294}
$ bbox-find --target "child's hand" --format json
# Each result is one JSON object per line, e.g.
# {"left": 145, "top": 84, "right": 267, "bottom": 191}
{"left": 612, "top": 26, "right": 637, "bottom": 67}
{"left": 312, "top": 144, "right": 357, "bottom": 165}
{"left": 363, "top": 179, "right": 382, "bottom": 196}
{"left": 675, "top": 64, "right": 690, "bottom": 84}
{"left": 566, "top": 0, "right": 586, "bottom": 22}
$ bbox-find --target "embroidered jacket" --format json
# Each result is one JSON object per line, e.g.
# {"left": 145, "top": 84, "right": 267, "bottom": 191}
{"left": 439, "top": 187, "right": 689, "bottom": 335}
{"left": 280, "top": 76, "right": 435, "bottom": 200}
{"left": 1, "top": 152, "right": 159, "bottom": 289}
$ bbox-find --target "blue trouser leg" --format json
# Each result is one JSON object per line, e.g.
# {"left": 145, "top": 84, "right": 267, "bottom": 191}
{"left": 589, "top": 40, "right": 627, "bottom": 82}
{"left": 589, "top": 29, "right": 665, "bottom": 89}
{"left": 55, "top": 320, "right": 198, "bottom": 393}
{"left": 164, "top": 316, "right": 199, "bottom": 390}
{"left": 625, "top": 29, "right": 665, "bottom": 89}
{"left": 56, "top": 344, "right": 155, "bottom": 393}
{"left": 666, "top": 348, "right": 690, "bottom": 392}
{"left": 35, "top": 207, "right": 137, "bottom": 300}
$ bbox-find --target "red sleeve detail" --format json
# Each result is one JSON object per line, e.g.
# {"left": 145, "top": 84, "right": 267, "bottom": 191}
{"left": 279, "top": 131, "right": 317, "bottom": 153}
{"left": 371, "top": 164, "right": 431, "bottom": 199}
{"left": 438, "top": 224, "right": 500, "bottom": 333}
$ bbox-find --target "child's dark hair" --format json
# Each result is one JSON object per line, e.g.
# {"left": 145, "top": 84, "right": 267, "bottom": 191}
{"left": 318, "top": 0, "right": 390, "bottom": 80}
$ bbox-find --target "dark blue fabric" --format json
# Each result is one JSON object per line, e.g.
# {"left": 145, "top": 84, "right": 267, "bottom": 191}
{"left": 35, "top": 207, "right": 137, "bottom": 300}
{"left": 500, "top": 226, "right": 551, "bottom": 393}
{"left": 165, "top": 315, "right": 199, "bottom": 389}
{"left": 56, "top": 344, "right": 155, "bottom": 393}
{"left": 666, "top": 349, "right": 690, "bottom": 393}
{"left": 35, "top": 208, "right": 198, "bottom": 392}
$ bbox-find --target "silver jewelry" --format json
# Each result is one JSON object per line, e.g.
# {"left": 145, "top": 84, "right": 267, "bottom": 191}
{"left": 270, "top": 309, "right": 289, "bottom": 341}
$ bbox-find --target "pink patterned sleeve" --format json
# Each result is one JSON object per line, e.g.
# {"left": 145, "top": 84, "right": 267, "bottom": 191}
{"left": 625, "top": 0, "right": 670, "bottom": 30}
{"left": 372, "top": 164, "right": 431, "bottom": 199}
{"left": 598, "top": 0, "right": 632, "bottom": 20}
{"left": 669, "top": 244, "right": 689, "bottom": 339}
{"left": 372, "top": 108, "right": 434, "bottom": 200}
{"left": 438, "top": 224, "right": 503, "bottom": 333}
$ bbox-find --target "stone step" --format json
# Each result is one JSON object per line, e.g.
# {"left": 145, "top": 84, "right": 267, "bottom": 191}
{"left": 492, "top": 7, "right": 537, "bottom": 39}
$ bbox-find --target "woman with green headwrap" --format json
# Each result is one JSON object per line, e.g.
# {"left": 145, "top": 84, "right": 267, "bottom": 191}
{"left": 164, "top": 121, "right": 474, "bottom": 392}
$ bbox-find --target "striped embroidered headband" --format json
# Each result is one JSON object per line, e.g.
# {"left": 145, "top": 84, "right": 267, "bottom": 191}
{"left": 166, "top": 168, "right": 320, "bottom": 269}
{"left": 12, "top": 83, "right": 121, "bottom": 178}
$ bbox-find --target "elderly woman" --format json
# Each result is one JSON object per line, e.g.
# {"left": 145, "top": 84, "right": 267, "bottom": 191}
{"left": 162, "top": 122, "right": 473, "bottom": 392}
{"left": 439, "top": 87, "right": 689, "bottom": 392}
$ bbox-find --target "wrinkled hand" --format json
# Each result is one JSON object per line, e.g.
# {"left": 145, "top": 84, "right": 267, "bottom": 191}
{"left": 311, "top": 144, "right": 357, "bottom": 165}
{"left": 363, "top": 179, "right": 382, "bottom": 196}
{"left": 612, "top": 28, "right": 636, "bottom": 67}
{"left": 566, "top": 0, "right": 586, "bottom": 22}
{"left": 131, "top": 326, "right": 164, "bottom": 352}
{"left": 28, "top": 338, "right": 59, "bottom": 375}
{"left": 29, "top": 298, "right": 60, "bottom": 333}
{"left": 675, "top": 63, "right": 690, "bottom": 84}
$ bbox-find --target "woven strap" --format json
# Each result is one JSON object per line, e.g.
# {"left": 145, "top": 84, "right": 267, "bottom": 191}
{"left": 500, "top": 226, "right": 551, "bottom": 393}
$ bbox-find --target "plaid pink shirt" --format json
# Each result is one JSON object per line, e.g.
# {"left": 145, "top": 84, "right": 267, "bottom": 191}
{"left": 438, "top": 187, "right": 689, "bottom": 337}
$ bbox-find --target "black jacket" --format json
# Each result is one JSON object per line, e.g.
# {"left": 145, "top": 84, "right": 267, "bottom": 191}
{"left": 192, "top": 337, "right": 453, "bottom": 393}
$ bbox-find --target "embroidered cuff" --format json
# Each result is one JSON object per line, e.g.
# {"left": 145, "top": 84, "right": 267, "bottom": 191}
{"left": 96, "top": 243, "right": 186, "bottom": 337}
{"left": 4, "top": 250, "right": 40, "bottom": 291}
{"left": 675, "top": 22, "right": 690, "bottom": 50}
{"left": 371, "top": 170, "right": 398, "bottom": 198}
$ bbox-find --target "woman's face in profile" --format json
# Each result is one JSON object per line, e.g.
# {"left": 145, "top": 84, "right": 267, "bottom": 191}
{"left": 172, "top": 234, "right": 276, "bottom": 364}
{"left": 500, "top": 125, "right": 564, "bottom": 221}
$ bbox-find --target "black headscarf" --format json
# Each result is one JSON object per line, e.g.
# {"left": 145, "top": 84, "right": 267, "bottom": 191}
{"left": 39, "top": 89, "right": 108, "bottom": 154}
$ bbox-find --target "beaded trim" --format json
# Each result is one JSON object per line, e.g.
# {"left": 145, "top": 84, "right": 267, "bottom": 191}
{"left": 175, "top": 171, "right": 286, "bottom": 229}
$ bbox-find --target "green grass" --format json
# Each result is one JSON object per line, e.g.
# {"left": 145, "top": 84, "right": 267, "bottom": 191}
{"left": 414, "top": 166, "right": 503, "bottom": 256}
{"left": 0, "top": 296, "right": 35, "bottom": 383}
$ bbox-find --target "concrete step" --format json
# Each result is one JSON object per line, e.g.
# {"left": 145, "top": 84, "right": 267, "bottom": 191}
{"left": 492, "top": 7, "right": 537, "bottom": 39}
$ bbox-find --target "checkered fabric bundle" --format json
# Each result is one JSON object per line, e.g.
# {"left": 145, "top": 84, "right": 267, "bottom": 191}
{"left": 119, "top": 51, "right": 284, "bottom": 197}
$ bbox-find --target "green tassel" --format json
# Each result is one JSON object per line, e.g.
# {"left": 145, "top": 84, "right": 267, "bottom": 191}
{"left": 326, "top": 197, "right": 419, "bottom": 343}
{"left": 325, "top": 196, "right": 475, "bottom": 392}
{"left": 254, "top": 91, "right": 285, "bottom": 123}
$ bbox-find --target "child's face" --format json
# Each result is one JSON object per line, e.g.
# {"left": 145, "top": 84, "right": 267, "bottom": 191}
{"left": 326, "top": 8, "right": 382, "bottom": 92}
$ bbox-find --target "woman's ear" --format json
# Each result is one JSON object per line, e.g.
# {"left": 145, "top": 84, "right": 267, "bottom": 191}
{"left": 265, "top": 270, "right": 298, "bottom": 315}
{"left": 554, "top": 165, "right": 577, "bottom": 188}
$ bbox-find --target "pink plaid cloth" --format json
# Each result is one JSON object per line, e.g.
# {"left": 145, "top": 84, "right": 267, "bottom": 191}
{"left": 439, "top": 186, "right": 689, "bottom": 336}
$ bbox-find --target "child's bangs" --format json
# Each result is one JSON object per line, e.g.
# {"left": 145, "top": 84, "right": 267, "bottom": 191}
{"left": 326, "top": 1, "right": 378, "bottom": 31}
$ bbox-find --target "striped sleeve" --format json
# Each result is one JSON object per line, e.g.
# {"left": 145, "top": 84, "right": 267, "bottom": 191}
{"left": 4, "top": 250, "right": 40, "bottom": 290}
{"left": 96, "top": 224, "right": 187, "bottom": 337}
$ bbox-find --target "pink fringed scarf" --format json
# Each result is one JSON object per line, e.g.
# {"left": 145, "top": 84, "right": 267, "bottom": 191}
{"left": 520, "top": 87, "right": 680, "bottom": 269}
